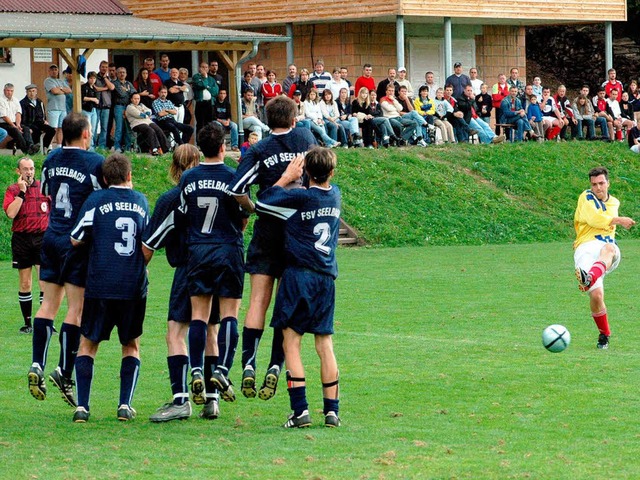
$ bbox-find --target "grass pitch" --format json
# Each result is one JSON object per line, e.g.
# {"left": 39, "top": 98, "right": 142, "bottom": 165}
{"left": 2, "top": 241, "right": 640, "bottom": 479}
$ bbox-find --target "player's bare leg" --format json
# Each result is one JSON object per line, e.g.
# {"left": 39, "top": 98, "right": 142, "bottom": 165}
{"left": 210, "top": 297, "right": 240, "bottom": 402}
{"left": 241, "top": 274, "right": 275, "bottom": 397}
{"left": 315, "top": 335, "right": 340, "bottom": 427}
{"left": 189, "top": 295, "right": 212, "bottom": 405}
{"left": 282, "top": 328, "right": 311, "bottom": 428}
{"left": 28, "top": 281, "right": 64, "bottom": 401}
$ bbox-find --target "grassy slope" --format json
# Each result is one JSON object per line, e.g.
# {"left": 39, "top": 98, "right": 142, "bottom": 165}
{"left": 1, "top": 141, "right": 638, "bottom": 257}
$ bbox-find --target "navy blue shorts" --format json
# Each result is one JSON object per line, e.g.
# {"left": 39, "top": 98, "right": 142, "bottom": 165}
{"left": 168, "top": 265, "right": 220, "bottom": 324}
{"left": 81, "top": 296, "right": 147, "bottom": 345}
{"left": 245, "top": 217, "right": 286, "bottom": 278}
{"left": 271, "top": 267, "right": 335, "bottom": 335}
{"left": 187, "top": 243, "right": 244, "bottom": 299}
{"left": 39, "top": 230, "right": 88, "bottom": 287}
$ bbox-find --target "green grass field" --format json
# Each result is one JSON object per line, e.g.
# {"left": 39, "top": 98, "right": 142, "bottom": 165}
{"left": 2, "top": 241, "right": 640, "bottom": 479}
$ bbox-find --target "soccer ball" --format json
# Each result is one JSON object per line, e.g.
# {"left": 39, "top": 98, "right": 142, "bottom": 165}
{"left": 542, "top": 324, "right": 571, "bottom": 353}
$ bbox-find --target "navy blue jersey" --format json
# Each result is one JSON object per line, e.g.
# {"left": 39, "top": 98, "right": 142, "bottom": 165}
{"left": 71, "top": 187, "right": 149, "bottom": 299}
{"left": 229, "top": 128, "right": 316, "bottom": 197}
{"left": 178, "top": 162, "right": 245, "bottom": 247}
{"left": 256, "top": 184, "right": 341, "bottom": 278}
{"left": 142, "top": 186, "right": 187, "bottom": 268}
{"left": 41, "top": 148, "right": 105, "bottom": 235}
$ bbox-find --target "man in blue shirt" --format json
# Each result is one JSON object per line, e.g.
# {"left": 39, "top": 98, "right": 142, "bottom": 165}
{"left": 153, "top": 86, "right": 193, "bottom": 146}
{"left": 70, "top": 153, "right": 149, "bottom": 423}
{"left": 28, "top": 112, "right": 105, "bottom": 408}
{"left": 256, "top": 148, "right": 342, "bottom": 428}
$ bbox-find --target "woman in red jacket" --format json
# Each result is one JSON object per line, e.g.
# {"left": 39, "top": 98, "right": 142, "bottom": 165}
{"left": 491, "top": 73, "right": 509, "bottom": 135}
{"left": 262, "top": 70, "right": 282, "bottom": 105}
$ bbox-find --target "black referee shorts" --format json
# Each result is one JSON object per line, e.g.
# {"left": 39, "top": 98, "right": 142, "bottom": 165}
{"left": 12, "top": 231, "right": 44, "bottom": 269}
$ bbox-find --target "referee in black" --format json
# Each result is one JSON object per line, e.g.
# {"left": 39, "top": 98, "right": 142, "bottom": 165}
{"left": 3, "top": 157, "right": 50, "bottom": 333}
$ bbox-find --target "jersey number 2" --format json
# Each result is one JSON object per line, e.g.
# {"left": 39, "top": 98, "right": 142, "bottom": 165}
{"left": 314, "top": 222, "right": 332, "bottom": 255}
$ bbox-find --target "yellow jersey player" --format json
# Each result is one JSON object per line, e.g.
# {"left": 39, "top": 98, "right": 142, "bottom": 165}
{"left": 574, "top": 166, "right": 636, "bottom": 349}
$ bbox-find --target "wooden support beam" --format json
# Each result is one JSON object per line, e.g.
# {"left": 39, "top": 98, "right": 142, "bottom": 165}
{"left": 70, "top": 48, "right": 82, "bottom": 113}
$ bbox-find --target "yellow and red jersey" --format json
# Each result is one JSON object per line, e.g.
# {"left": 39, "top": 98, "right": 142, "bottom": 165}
{"left": 574, "top": 189, "right": 619, "bottom": 249}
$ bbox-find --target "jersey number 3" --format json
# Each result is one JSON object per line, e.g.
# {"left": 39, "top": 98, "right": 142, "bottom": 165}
{"left": 115, "top": 217, "right": 137, "bottom": 256}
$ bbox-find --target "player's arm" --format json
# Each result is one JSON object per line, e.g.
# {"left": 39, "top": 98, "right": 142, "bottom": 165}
{"left": 4, "top": 180, "right": 27, "bottom": 219}
{"left": 610, "top": 216, "right": 636, "bottom": 229}
{"left": 274, "top": 155, "right": 304, "bottom": 188}
{"left": 69, "top": 205, "right": 96, "bottom": 247}
{"left": 229, "top": 148, "right": 261, "bottom": 213}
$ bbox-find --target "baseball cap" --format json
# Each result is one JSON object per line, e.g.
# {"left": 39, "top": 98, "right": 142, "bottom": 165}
{"left": 397, "top": 67, "right": 406, "bottom": 72}
{"left": 293, "top": 90, "right": 302, "bottom": 95}
{"left": 49, "top": 64, "right": 59, "bottom": 69}
{"left": 63, "top": 66, "right": 72, "bottom": 74}
{"left": 454, "top": 62, "right": 462, "bottom": 68}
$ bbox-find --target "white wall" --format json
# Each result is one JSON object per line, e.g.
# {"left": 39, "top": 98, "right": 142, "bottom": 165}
{"left": 0, "top": 48, "right": 32, "bottom": 93}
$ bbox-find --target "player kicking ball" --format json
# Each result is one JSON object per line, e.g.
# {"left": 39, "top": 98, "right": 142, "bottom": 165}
{"left": 256, "top": 148, "right": 342, "bottom": 428}
{"left": 69, "top": 154, "right": 149, "bottom": 422}
{"left": 574, "top": 166, "right": 635, "bottom": 349}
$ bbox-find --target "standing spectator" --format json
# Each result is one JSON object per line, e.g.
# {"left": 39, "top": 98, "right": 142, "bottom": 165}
{"left": 63, "top": 67, "right": 74, "bottom": 114}
{"left": 3, "top": 157, "right": 50, "bottom": 334}
{"left": 209, "top": 60, "right": 224, "bottom": 90}
{"left": 81, "top": 72, "right": 100, "bottom": 148}
{"left": 27, "top": 113, "right": 105, "bottom": 409}
{"left": 113, "top": 67, "right": 135, "bottom": 152}
{"left": 179, "top": 68, "right": 194, "bottom": 127}
{"left": 445, "top": 62, "right": 471, "bottom": 99}
{"left": 213, "top": 89, "right": 239, "bottom": 151}
{"left": 340, "top": 67, "right": 354, "bottom": 97}
{"left": 164, "top": 68, "right": 188, "bottom": 124}
{"left": 396, "top": 67, "right": 414, "bottom": 100}
{"left": 310, "top": 60, "right": 332, "bottom": 94}
{"left": 241, "top": 88, "right": 270, "bottom": 140}
{"left": 134, "top": 68, "right": 156, "bottom": 110}
{"left": 532, "top": 76, "right": 543, "bottom": 100}
{"left": 469, "top": 68, "right": 483, "bottom": 96}
{"left": 95, "top": 60, "right": 115, "bottom": 149}
{"left": 262, "top": 70, "right": 283, "bottom": 105}
{"left": 282, "top": 64, "right": 299, "bottom": 96}
{"left": 155, "top": 54, "right": 171, "bottom": 82}
{"left": 627, "top": 80, "right": 640, "bottom": 124}
{"left": 0, "top": 83, "right": 39, "bottom": 155}
{"left": 255, "top": 149, "right": 342, "bottom": 429}
{"left": 602, "top": 68, "right": 623, "bottom": 98}
{"left": 376, "top": 68, "right": 400, "bottom": 100}
{"left": 44, "top": 65, "right": 71, "bottom": 147}
{"left": 506, "top": 67, "right": 526, "bottom": 105}
{"left": 288, "top": 68, "right": 314, "bottom": 101}
{"left": 20, "top": 85, "right": 55, "bottom": 154}
{"left": 252, "top": 64, "right": 267, "bottom": 117}
{"left": 492, "top": 73, "right": 509, "bottom": 135}
{"left": 143, "top": 58, "right": 163, "bottom": 98}
{"left": 191, "top": 62, "right": 218, "bottom": 137}
{"left": 70, "top": 153, "right": 149, "bottom": 423}
{"left": 421, "top": 71, "right": 440, "bottom": 99}
{"left": 354, "top": 64, "right": 375, "bottom": 98}
{"left": 326, "top": 68, "right": 349, "bottom": 103}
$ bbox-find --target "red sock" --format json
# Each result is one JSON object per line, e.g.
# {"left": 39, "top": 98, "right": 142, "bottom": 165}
{"left": 592, "top": 310, "right": 610, "bottom": 336}
{"left": 588, "top": 261, "right": 607, "bottom": 284}
{"left": 616, "top": 129, "right": 623, "bottom": 141}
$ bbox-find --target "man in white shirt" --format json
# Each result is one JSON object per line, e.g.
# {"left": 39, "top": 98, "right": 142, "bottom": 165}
{"left": 0, "top": 83, "right": 39, "bottom": 154}
{"left": 469, "top": 68, "right": 483, "bottom": 96}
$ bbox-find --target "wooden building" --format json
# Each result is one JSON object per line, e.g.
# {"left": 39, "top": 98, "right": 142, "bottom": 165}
{"left": 122, "top": 0, "right": 626, "bottom": 92}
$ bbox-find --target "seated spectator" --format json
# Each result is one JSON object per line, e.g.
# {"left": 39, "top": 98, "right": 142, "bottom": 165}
{"left": 134, "top": 68, "right": 155, "bottom": 109}
{"left": 164, "top": 68, "right": 188, "bottom": 124}
{"left": 593, "top": 86, "right": 614, "bottom": 141}
{"left": 443, "top": 85, "right": 472, "bottom": 142}
{"left": 396, "top": 67, "right": 414, "bottom": 100}
{"left": 0, "top": 83, "right": 39, "bottom": 155}
{"left": 458, "top": 85, "right": 505, "bottom": 144}
{"left": 620, "top": 91, "right": 634, "bottom": 123}
{"left": 0, "top": 127, "right": 6, "bottom": 144}
{"left": 469, "top": 68, "right": 483, "bottom": 96}
{"left": 288, "top": 68, "right": 314, "bottom": 101}
{"left": 310, "top": 60, "right": 332, "bottom": 93}
{"left": 607, "top": 88, "right": 634, "bottom": 142}
{"left": 337, "top": 87, "right": 361, "bottom": 147}
{"left": 628, "top": 124, "right": 640, "bottom": 153}
{"left": 241, "top": 88, "right": 270, "bottom": 140}
{"left": 492, "top": 73, "right": 509, "bottom": 135}
{"left": 239, "top": 131, "right": 259, "bottom": 161}
{"left": 376, "top": 68, "right": 400, "bottom": 101}
{"left": 499, "top": 86, "right": 533, "bottom": 142}
{"left": 433, "top": 88, "right": 456, "bottom": 143}
{"left": 571, "top": 94, "right": 597, "bottom": 140}
{"left": 554, "top": 85, "right": 578, "bottom": 140}
{"left": 397, "top": 86, "right": 427, "bottom": 132}
{"left": 126, "top": 92, "right": 168, "bottom": 155}
{"left": 580, "top": 85, "right": 610, "bottom": 140}
{"left": 81, "top": 72, "right": 100, "bottom": 148}
{"left": 368, "top": 90, "right": 396, "bottom": 148}
{"left": 526, "top": 95, "right": 545, "bottom": 140}
{"left": 303, "top": 89, "right": 339, "bottom": 147}
{"left": 213, "top": 89, "right": 239, "bottom": 151}
{"left": 292, "top": 90, "right": 311, "bottom": 129}
{"left": 152, "top": 86, "right": 193, "bottom": 146}
{"left": 380, "top": 84, "right": 426, "bottom": 147}
{"left": 320, "top": 89, "right": 348, "bottom": 146}
{"left": 627, "top": 80, "right": 640, "bottom": 123}
{"left": 351, "top": 87, "right": 376, "bottom": 148}
{"left": 475, "top": 83, "right": 493, "bottom": 124}
{"left": 282, "top": 64, "right": 299, "bottom": 96}
{"left": 540, "top": 87, "right": 562, "bottom": 140}
{"left": 261, "top": 70, "right": 282, "bottom": 105}
{"left": 19, "top": 84, "right": 55, "bottom": 153}
{"left": 413, "top": 85, "right": 437, "bottom": 142}
{"left": 327, "top": 68, "right": 349, "bottom": 103}
{"left": 354, "top": 64, "right": 376, "bottom": 99}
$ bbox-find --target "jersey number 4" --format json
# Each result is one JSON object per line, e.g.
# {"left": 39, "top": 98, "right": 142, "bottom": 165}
{"left": 55, "top": 182, "right": 73, "bottom": 218}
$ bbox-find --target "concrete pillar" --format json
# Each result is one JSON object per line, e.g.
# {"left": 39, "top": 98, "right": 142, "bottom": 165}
{"left": 396, "top": 16, "right": 405, "bottom": 68}
{"left": 286, "top": 23, "right": 294, "bottom": 66}
{"left": 191, "top": 51, "right": 199, "bottom": 77}
{"left": 444, "top": 17, "right": 452, "bottom": 79}
{"left": 605, "top": 21, "right": 613, "bottom": 74}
